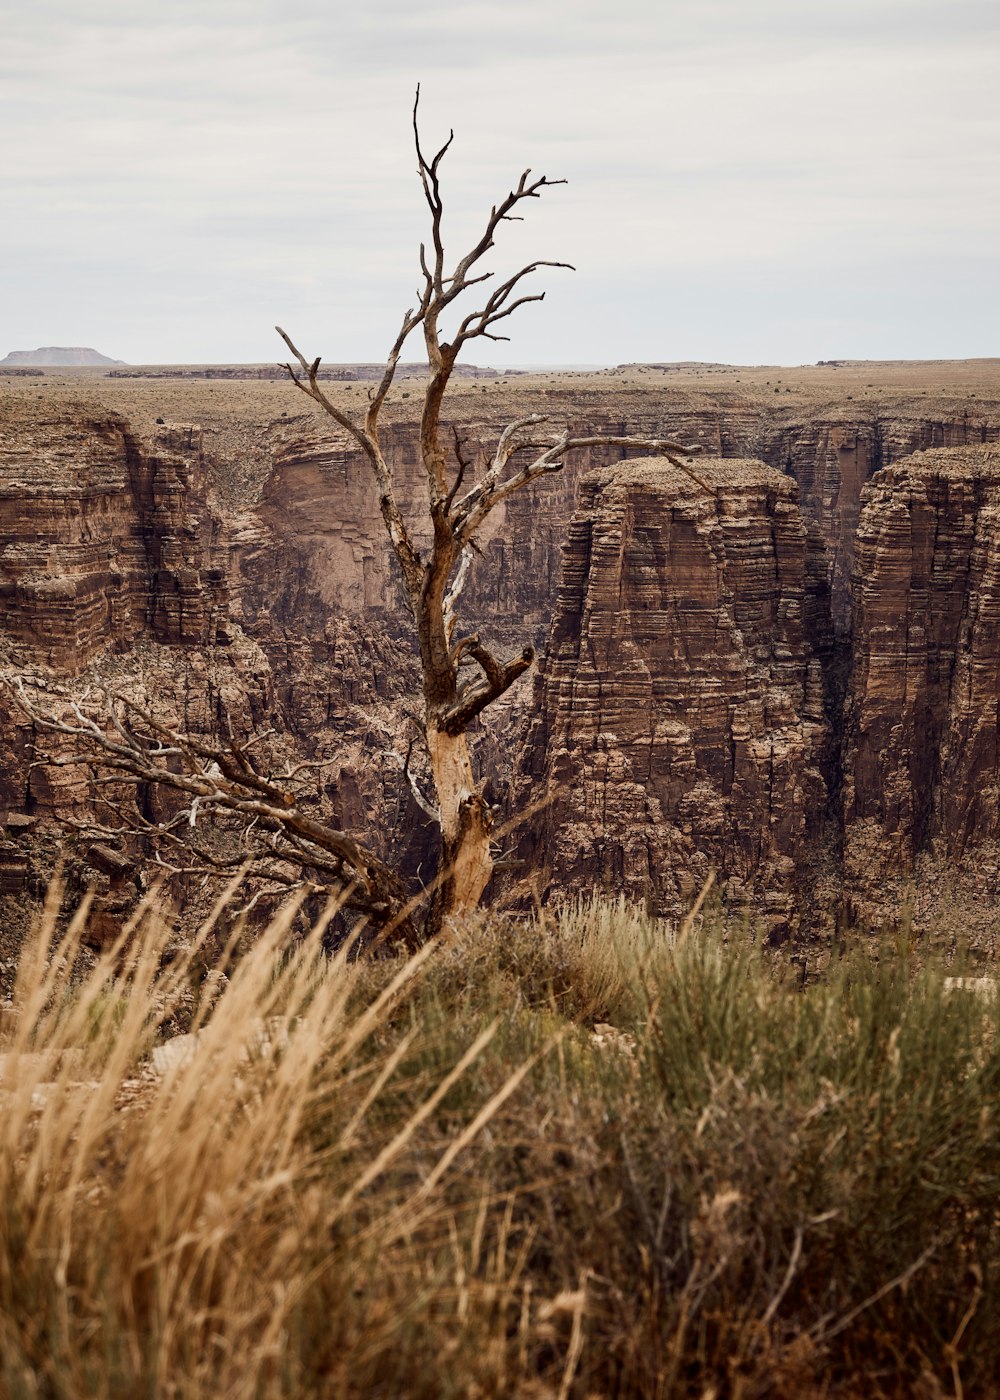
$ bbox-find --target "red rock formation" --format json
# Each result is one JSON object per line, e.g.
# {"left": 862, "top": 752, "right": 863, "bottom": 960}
{"left": 0, "top": 405, "right": 226, "bottom": 667}
{"left": 769, "top": 411, "right": 1000, "bottom": 631}
{"left": 842, "top": 445, "right": 1000, "bottom": 915}
{"left": 515, "top": 457, "right": 835, "bottom": 931}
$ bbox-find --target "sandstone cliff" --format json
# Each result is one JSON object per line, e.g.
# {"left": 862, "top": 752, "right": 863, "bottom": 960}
{"left": 0, "top": 398, "right": 423, "bottom": 944}
{"left": 4, "top": 368, "right": 1000, "bottom": 950}
{"left": 515, "top": 457, "right": 835, "bottom": 932}
{"left": 254, "top": 398, "right": 1000, "bottom": 646}
{"left": 0, "top": 404, "right": 227, "bottom": 667}
{"left": 767, "top": 411, "right": 1000, "bottom": 631}
{"left": 843, "top": 445, "right": 1000, "bottom": 923}
{"left": 519, "top": 441, "right": 1000, "bottom": 942}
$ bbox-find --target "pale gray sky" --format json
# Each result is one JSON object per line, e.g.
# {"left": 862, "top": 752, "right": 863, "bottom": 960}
{"left": 3, "top": 0, "right": 998, "bottom": 365}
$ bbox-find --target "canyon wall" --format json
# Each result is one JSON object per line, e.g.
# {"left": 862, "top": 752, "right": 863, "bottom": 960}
{"left": 0, "top": 404, "right": 227, "bottom": 667}
{"left": 520, "top": 442, "right": 1000, "bottom": 939}
{"left": 253, "top": 398, "right": 1000, "bottom": 645}
{"left": 514, "top": 457, "right": 835, "bottom": 933}
{"left": 454, "top": 402, "right": 1000, "bottom": 645}
{"left": 842, "top": 446, "right": 1000, "bottom": 922}
{"left": 767, "top": 411, "right": 1000, "bottom": 630}
{"left": 4, "top": 376, "right": 1000, "bottom": 946}
{"left": 0, "top": 400, "right": 422, "bottom": 940}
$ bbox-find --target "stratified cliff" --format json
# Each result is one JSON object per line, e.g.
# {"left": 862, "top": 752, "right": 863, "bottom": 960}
{"left": 250, "top": 399, "right": 1000, "bottom": 655}
{"left": 0, "top": 405, "right": 226, "bottom": 666}
{"left": 768, "top": 411, "right": 999, "bottom": 631}
{"left": 0, "top": 399, "right": 421, "bottom": 942}
{"left": 519, "top": 441, "right": 1000, "bottom": 940}
{"left": 4, "top": 367, "right": 1000, "bottom": 949}
{"left": 843, "top": 446, "right": 1000, "bottom": 921}
{"left": 515, "top": 457, "right": 835, "bottom": 932}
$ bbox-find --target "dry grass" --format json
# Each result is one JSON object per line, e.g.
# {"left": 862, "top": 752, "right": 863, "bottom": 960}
{"left": 2, "top": 890, "right": 1000, "bottom": 1398}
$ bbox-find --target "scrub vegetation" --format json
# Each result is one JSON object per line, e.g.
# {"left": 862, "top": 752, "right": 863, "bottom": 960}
{"left": 2, "top": 888, "right": 999, "bottom": 1398}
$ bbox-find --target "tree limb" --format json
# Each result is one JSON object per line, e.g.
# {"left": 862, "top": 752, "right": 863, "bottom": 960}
{"left": 453, "top": 434, "right": 708, "bottom": 544}
{"left": 10, "top": 680, "right": 417, "bottom": 936}
{"left": 441, "top": 644, "right": 535, "bottom": 736}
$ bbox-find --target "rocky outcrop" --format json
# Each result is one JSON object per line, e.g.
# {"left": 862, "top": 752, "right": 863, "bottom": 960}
{"left": 0, "top": 405, "right": 227, "bottom": 667}
{"left": 515, "top": 457, "right": 835, "bottom": 930}
{"left": 843, "top": 446, "right": 1000, "bottom": 913}
{"left": 769, "top": 412, "right": 1000, "bottom": 631}
{"left": 518, "top": 442, "right": 1000, "bottom": 939}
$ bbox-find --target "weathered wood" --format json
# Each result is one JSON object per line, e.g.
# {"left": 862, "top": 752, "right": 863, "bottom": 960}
{"left": 276, "top": 92, "right": 701, "bottom": 934}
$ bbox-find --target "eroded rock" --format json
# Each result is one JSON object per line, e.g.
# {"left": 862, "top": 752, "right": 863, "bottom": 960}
{"left": 515, "top": 457, "right": 835, "bottom": 932}
{"left": 843, "top": 446, "right": 1000, "bottom": 924}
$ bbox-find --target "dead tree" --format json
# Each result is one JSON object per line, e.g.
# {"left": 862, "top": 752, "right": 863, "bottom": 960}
{"left": 10, "top": 92, "right": 703, "bottom": 943}
{"left": 275, "top": 90, "right": 703, "bottom": 929}
{"left": 11, "top": 678, "right": 423, "bottom": 946}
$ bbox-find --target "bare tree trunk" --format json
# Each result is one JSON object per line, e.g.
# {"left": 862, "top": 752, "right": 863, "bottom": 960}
{"left": 275, "top": 93, "right": 705, "bottom": 941}
{"left": 425, "top": 721, "right": 493, "bottom": 929}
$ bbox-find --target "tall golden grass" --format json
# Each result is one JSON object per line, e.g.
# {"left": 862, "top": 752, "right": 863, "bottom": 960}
{"left": 2, "top": 888, "right": 999, "bottom": 1397}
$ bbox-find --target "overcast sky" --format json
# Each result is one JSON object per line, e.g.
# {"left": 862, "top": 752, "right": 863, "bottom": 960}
{"left": 3, "top": 0, "right": 998, "bottom": 366}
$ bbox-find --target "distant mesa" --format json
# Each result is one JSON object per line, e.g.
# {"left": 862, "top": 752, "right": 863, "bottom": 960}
{"left": 0, "top": 347, "right": 126, "bottom": 367}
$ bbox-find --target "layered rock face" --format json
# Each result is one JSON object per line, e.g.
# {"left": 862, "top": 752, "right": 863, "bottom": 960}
{"left": 0, "top": 404, "right": 227, "bottom": 667}
{"left": 521, "top": 443, "right": 1000, "bottom": 937}
{"left": 5, "top": 376, "right": 1000, "bottom": 946}
{"left": 843, "top": 446, "right": 1000, "bottom": 909}
{"left": 255, "top": 401, "right": 1000, "bottom": 647}
{"left": 769, "top": 412, "right": 1000, "bottom": 631}
{"left": 515, "top": 458, "right": 835, "bottom": 928}
{"left": 0, "top": 399, "right": 423, "bottom": 939}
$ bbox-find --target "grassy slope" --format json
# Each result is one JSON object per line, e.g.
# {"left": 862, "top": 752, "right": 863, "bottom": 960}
{"left": 1, "top": 893, "right": 999, "bottom": 1398}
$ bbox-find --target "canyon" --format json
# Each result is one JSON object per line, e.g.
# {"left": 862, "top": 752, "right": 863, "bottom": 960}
{"left": 2, "top": 360, "right": 1000, "bottom": 951}
{"left": 517, "top": 438, "right": 1000, "bottom": 943}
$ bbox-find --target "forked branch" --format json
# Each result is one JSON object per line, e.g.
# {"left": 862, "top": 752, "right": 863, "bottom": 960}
{"left": 10, "top": 680, "right": 418, "bottom": 942}
{"left": 452, "top": 434, "right": 708, "bottom": 545}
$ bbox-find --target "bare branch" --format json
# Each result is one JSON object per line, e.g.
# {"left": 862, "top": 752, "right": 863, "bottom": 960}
{"left": 451, "top": 413, "right": 548, "bottom": 523}
{"left": 364, "top": 302, "right": 427, "bottom": 438}
{"left": 441, "top": 171, "right": 569, "bottom": 318}
{"left": 450, "top": 632, "right": 480, "bottom": 668}
{"left": 445, "top": 425, "right": 473, "bottom": 511}
{"left": 451, "top": 261, "right": 574, "bottom": 353}
{"left": 9, "top": 679, "right": 418, "bottom": 939}
{"left": 412, "top": 84, "right": 452, "bottom": 294}
{"left": 390, "top": 734, "right": 441, "bottom": 825}
{"left": 274, "top": 324, "right": 423, "bottom": 597}
{"left": 442, "top": 644, "right": 535, "bottom": 736}
{"left": 453, "top": 434, "right": 708, "bottom": 545}
{"left": 443, "top": 547, "right": 473, "bottom": 644}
